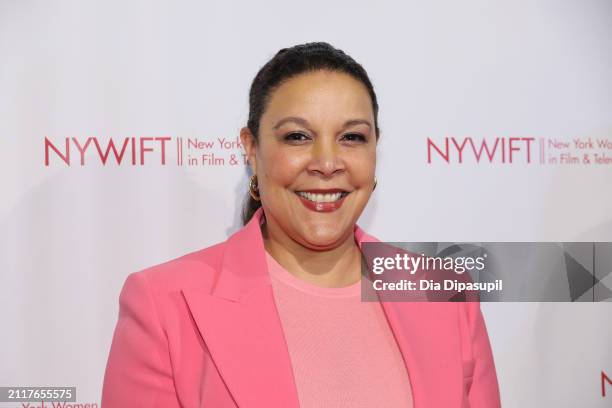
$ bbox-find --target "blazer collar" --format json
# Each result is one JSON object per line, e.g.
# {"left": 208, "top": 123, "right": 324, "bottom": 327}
{"left": 212, "top": 207, "right": 379, "bottom": 302}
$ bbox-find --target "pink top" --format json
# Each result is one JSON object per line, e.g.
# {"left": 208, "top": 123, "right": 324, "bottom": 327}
{"left": 265, "top": 250, "right": 414, "bottom": 408}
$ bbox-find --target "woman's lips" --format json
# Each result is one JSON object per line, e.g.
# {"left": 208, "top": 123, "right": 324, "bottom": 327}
{"left": 295, "top": 191, "right": 349, "bottom": 213}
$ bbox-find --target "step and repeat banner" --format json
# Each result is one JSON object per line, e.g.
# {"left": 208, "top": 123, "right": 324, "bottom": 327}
{"left": 1, "top": 1, "right": 611, "bottom": 407}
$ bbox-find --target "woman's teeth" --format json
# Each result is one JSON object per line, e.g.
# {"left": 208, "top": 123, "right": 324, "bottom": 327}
{"left": 297, "top": 191, "right": 348, "bottom": 203}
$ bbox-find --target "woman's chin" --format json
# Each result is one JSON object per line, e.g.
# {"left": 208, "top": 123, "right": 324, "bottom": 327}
{"left": 297, "top": 224, "right": 351, "bottom": 250}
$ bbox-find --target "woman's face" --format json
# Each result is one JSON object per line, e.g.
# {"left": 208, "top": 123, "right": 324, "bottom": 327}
{"left": 242, "top": 69, "right": 377, "bottom": 250}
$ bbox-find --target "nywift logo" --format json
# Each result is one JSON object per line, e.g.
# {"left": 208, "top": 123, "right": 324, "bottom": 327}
{"left": 44, "top": 136, "right": 172, "bottom": 166}
{"left": 427, "top": 137, "right": 535, "bottom": 164}
{"left": 427, "top": 136, "right": 612, "bottom": 165}
{"left": 43, "top": 136, "right": 246, "bottom": 168}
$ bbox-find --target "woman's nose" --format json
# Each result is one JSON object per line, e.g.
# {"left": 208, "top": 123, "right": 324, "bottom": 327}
{"left": 307, "top": 137, "right": 345, "bottom": 177}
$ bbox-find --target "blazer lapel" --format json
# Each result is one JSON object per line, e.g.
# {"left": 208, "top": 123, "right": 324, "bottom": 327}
{"left": 182, "top": 208, "right": 299, "bottom": 407}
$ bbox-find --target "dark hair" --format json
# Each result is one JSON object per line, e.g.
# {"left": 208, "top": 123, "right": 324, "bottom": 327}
{"left": 242, "top": 42, "right": 380, "bottom": 225}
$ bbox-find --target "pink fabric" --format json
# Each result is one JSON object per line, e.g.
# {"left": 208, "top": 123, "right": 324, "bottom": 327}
{"left": 101, "top": 207, "right": 501, "bottom": 407}
{"left": 266, "top": 251, "right": 414, "bottom": 407}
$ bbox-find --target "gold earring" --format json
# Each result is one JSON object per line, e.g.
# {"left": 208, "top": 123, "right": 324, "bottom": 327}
{"left": 373, "top": 176, "right": 377, "bottom": 191}
{"left": 249, "top": 174, "right": 261, "bottom": 201}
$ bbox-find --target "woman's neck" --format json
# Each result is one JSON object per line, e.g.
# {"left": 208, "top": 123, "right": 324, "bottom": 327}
{"left": 261, "top": 218, "right": 363, "bottom": 288}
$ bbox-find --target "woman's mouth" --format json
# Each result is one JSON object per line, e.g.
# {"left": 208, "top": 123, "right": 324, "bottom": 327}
{"left": 294, "top": 190, "right": 350, "bottom": 212}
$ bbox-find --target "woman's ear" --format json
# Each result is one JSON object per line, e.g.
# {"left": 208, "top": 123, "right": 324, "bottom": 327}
{"left": 240, "top": 127, "right": 257, "bottom": 174}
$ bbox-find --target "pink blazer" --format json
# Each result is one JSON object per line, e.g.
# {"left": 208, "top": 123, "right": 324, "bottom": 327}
{"left": 101, "top": 207, "right": 501, "bottom": 407}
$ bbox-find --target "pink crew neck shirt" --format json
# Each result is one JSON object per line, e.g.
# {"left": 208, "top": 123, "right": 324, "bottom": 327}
{"left": 265, "top": 250, "right": 414, "bottom": 408}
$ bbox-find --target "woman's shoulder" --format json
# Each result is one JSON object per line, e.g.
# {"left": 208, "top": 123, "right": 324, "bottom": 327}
{"left": 125, "top": 239, "right": 229, "bottom": 295}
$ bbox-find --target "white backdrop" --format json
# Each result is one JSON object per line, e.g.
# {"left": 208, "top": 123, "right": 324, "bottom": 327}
{"left": 1, "top": 0, "right": 611, "bottom": 406}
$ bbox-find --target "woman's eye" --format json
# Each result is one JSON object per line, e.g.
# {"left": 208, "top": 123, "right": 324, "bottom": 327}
{"left": 283, "top": 132, "right": 309, "bottom": 142}
{"left": 342, "top": 133, "right": 367, "bottom": 142}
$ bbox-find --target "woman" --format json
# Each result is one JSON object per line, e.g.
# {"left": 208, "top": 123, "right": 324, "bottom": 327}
{"left": 101, "top": 42, "right": 501, "bottom": 407}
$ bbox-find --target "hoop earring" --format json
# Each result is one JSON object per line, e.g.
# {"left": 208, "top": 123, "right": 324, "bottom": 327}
{"left": 249, "top": 174, "right": 261, "bottom": 201}
{"left": 373, "top": 176, "right": 377, "bottom": 191}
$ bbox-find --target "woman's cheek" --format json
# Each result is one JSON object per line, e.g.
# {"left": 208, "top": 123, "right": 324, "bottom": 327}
{"left": 347, "top": 157, "right": 376, "bottom": 183}
{"left": 267, "top": 156, "right": 307, "bottom": 183}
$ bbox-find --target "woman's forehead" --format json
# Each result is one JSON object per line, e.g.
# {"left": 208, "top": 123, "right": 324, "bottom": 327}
{"left": 262, "top": 71, "right": 375, "bottom": 126}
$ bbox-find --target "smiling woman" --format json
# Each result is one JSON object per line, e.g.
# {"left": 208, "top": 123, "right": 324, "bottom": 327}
{"left": 101, "top": 42, "right": 501, "bottom": 408}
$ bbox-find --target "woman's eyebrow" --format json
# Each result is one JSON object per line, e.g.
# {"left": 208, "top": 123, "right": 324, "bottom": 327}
{"left": 273, "top": 117, "right": 372, "bottom": 130}
{"left": 273, "top": 116, "right": 310, "bottom": 129}
{"left": 343, "top": 119, "right": 372, "bottom": 129}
